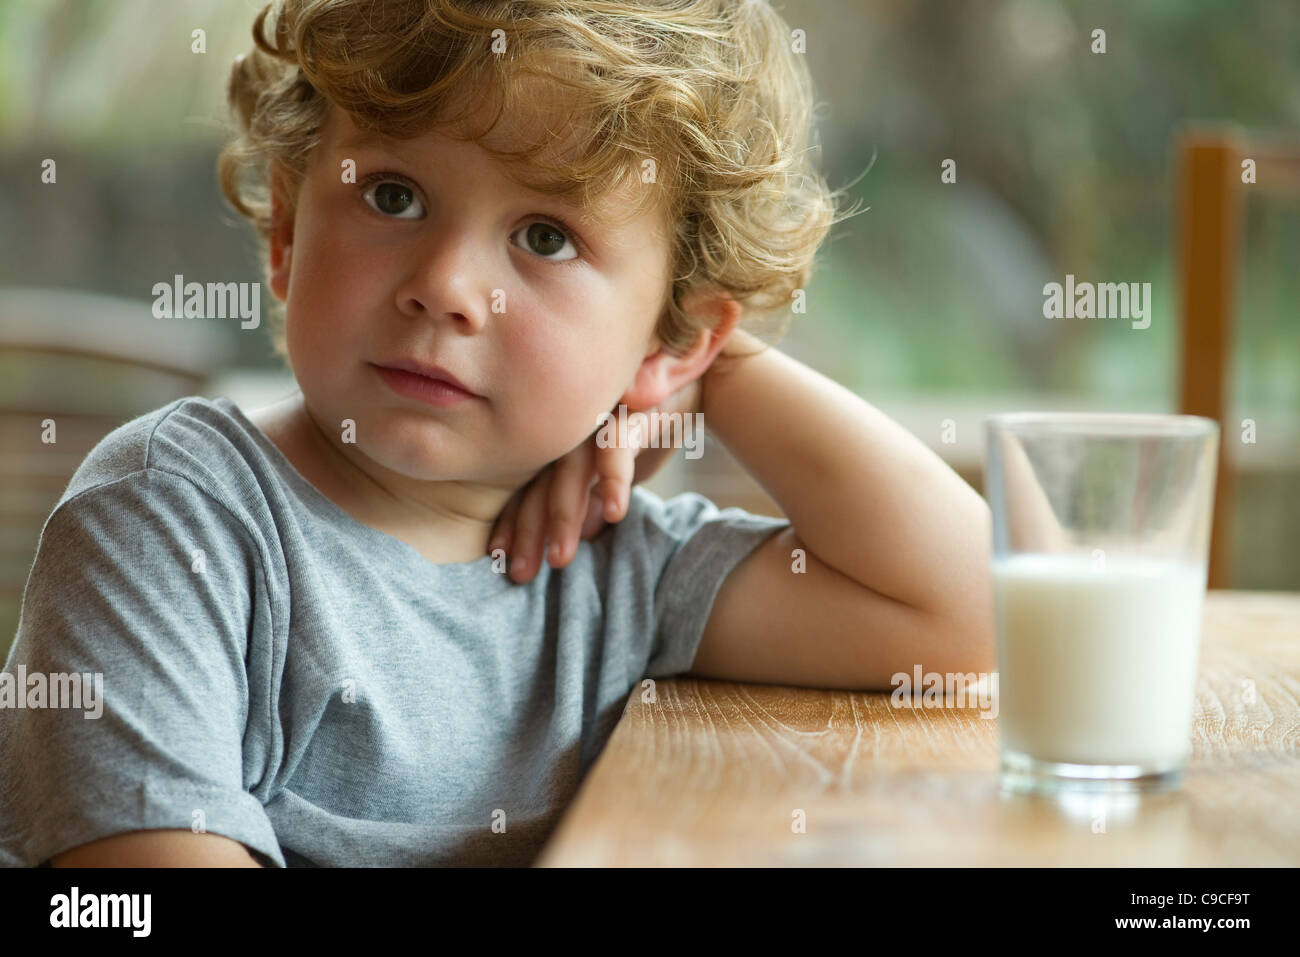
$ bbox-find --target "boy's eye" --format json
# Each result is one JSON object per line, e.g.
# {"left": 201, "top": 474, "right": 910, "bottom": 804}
{"left": 361, "top": 180, "right": 424, "bottom": 219}
{"left": 357, "top": 172, "right": 582, "bottom": 264}
{"left": 512, "top": 221, "right": 578, "bottom": 262}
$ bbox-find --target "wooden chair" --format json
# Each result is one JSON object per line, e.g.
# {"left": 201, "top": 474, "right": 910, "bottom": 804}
{"left": 0, "top": 287, "right": 235, "bottom": 657}
{"left": 1176, "top": 128, "right": 1300, "bottom": 588}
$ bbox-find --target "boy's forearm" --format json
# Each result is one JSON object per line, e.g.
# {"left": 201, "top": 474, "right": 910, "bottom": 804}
{"left": 700, "top": 331, "right": 994, "bottom": 649}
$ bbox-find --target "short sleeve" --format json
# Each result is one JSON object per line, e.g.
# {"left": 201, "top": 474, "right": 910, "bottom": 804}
{"left": 623, "top": 489, "right": 789, "bottom": 679}
{"left": 0, "top": 469, "right": 284, "bottom": 868}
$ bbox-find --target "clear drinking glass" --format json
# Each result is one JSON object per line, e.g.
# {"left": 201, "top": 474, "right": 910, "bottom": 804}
{"left": 985, "top": 412, "right": 1220, "bottom": 793}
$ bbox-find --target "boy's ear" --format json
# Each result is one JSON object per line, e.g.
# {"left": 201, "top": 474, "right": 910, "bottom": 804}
{"left": 619, "top": 287, "right": 741, "bottom": 411}
{"left": 268, "top": 164, "right": 296, "bottom": 303}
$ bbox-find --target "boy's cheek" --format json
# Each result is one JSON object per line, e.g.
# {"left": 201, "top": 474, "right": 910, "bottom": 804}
{"left": 495, "top": 394, "right": 605, "bottom": 463}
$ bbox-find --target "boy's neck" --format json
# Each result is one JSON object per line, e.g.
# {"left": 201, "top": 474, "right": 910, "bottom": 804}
{"left": 246, "top": 392, "right": 525, "bottom": 565}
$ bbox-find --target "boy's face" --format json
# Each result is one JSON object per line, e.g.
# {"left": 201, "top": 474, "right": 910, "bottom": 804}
{"left": 267, "top": 102, "right": 674, "bottom": 486}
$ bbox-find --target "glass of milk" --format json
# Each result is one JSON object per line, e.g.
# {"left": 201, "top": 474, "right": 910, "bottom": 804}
{"left": 985, "top": 413, "right": 1219, "bottom": 793}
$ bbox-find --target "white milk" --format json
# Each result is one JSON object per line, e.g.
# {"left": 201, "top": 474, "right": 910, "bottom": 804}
{"left": 993, "top": 553, "right": 1206, "bottom": 768}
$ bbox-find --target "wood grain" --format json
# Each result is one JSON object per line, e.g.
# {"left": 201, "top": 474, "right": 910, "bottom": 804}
{"left": 536, "top": 591, "right": 1300, "bottom": 866}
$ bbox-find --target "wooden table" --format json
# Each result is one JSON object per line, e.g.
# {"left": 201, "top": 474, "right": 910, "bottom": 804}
{"left": 537, "top": 591, "right": 1300, "bottom": 866}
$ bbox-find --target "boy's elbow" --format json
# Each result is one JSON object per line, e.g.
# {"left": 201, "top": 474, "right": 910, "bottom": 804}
{"left": 919, "top": 589, "right": 996, "bottom": 677}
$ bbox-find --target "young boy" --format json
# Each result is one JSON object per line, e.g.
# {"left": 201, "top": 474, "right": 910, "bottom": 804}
{"left": 0, "top": 0, "right": 993, "bottom": 867}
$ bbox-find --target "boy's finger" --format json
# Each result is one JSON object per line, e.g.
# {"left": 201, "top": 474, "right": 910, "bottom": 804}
{"left": 593, "top": 439, "right": 638, "bottom": 522}
{"left": 578, "top": 484, "right": 608, "bottom": 540}
{"left": 547, "top": 442, "right": 594, "bottom": 567}
{"left": 510, "top": 470, "right": 553, "bottom": 584}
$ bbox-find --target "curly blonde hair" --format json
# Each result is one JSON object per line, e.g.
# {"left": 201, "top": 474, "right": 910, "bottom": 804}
{"left": 218, "top": 0, "right": 861, "bottom": 363}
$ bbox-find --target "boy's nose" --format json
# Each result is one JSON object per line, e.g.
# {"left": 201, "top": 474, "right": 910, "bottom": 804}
{"left": 393, "top": 238, "right": 492, "bottom": 335}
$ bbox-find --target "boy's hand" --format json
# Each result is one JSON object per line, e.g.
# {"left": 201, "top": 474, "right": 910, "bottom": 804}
{"left": 488, "top": 380, "right": 701, "bottom": 584}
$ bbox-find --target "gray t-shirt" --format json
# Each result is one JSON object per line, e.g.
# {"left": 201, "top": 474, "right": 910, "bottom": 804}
{"left": 0, "top": 395, "right": 787, "bottom": 867}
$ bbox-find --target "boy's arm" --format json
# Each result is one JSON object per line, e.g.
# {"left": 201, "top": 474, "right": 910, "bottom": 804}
{"left": 688, "top": 331, "right": 996, "bottom": 690}
{"left": 49, "top": 830, "right": 264, "bottom": 867}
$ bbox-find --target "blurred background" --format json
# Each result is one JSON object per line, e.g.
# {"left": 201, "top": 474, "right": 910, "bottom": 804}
{"left": 1, "top": 0, "right": 1298, "bottom": 656}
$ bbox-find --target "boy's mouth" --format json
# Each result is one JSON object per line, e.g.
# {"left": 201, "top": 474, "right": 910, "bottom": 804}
{"left": 370, "top": 360, "right": 483, "bottom": 406}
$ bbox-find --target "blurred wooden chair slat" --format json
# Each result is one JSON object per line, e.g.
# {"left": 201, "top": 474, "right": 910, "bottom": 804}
{"left": 1175, "top": 127, "right": 1300, "bottom": 588}
{"left": 0, "top": 287, "right": 236, "bottom": 658}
